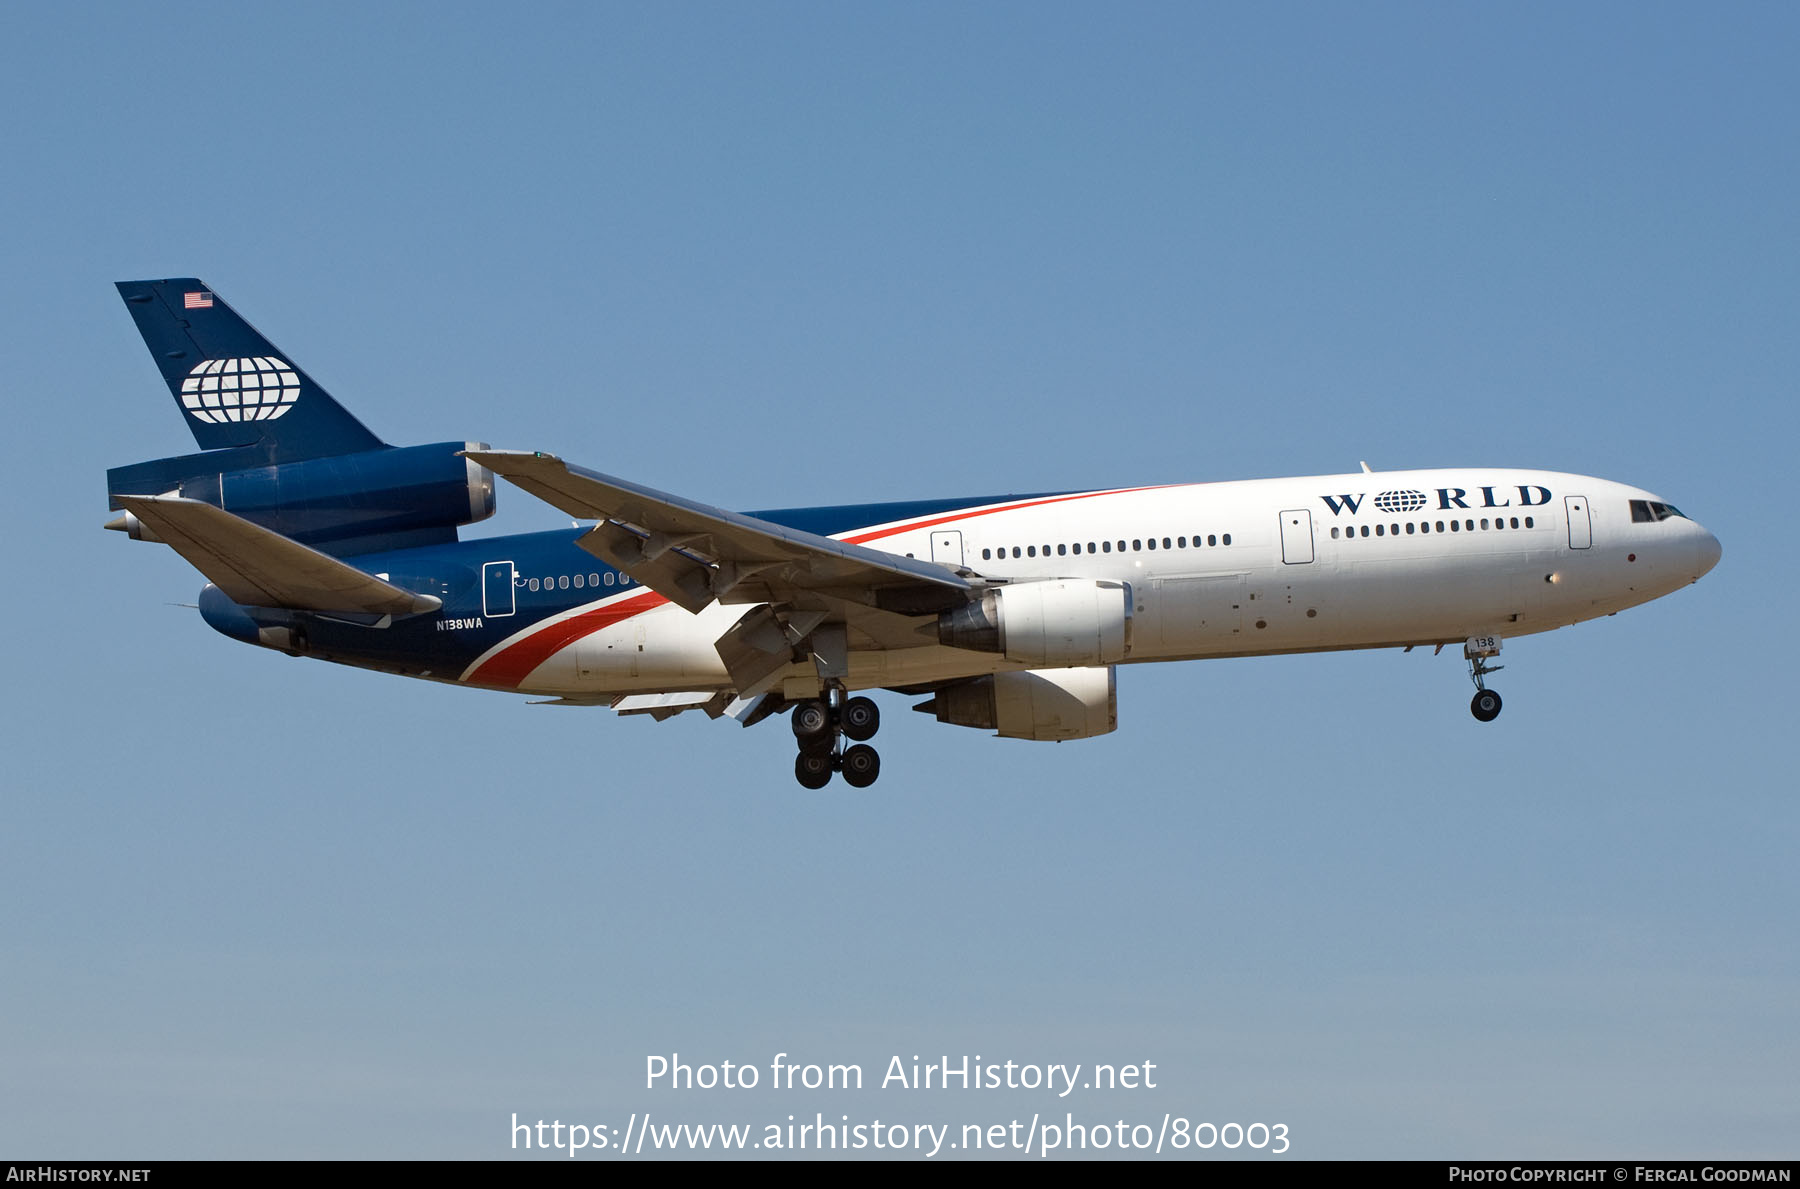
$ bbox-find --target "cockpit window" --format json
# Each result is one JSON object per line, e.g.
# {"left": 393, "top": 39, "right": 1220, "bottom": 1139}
{"left": 1630, "top": 499, "right": 1684, "bottom": 523}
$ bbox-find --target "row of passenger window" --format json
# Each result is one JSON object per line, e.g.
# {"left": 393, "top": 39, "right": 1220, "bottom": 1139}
{"left": 524, "top": 571, "right": 635, "bottom": 593}
{"left": 981, "top": 533, "right": 1234, "bottom": 561}
{"left": 1331, "top": 516, "right": 1536, "bottom": 540}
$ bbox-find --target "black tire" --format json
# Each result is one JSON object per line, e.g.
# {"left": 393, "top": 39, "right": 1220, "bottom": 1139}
{"left": 795, "top": 751, "right": 834, "bottom": 789}
{"left": 840, "top": 744, "right": 881, "bottom": 789}
{"left": 791, "top": 700, "right": 831, "bottom": 740}
{"left": 1470, "top": 689, "right": 1503, "bottom": 723}
{"left": 840, "top": 696, "right": 880, "bottom": 742}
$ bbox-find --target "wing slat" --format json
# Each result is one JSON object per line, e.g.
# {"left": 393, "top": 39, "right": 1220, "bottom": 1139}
{"left": 466, "top": 450, "right": 971, "bottom": 614}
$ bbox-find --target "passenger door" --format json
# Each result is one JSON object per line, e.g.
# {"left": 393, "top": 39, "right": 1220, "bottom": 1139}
{"left": 1279, "top": 509, "right": 1315, "bottom": 564}
{"left": 482, "top": 561, "right": 517, "bottom": 617}
{"left": 1565, "top": 496, "right": 1591, "bottom": 550}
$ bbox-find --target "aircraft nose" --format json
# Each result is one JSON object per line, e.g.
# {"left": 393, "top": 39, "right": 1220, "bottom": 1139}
{"left": 1693, "top": 525, "right": 1722, "bottom": 579}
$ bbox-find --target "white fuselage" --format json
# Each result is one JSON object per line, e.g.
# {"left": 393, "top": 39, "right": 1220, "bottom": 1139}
{"left": 463, "top": 468, "right": 1720, "bottom": 699}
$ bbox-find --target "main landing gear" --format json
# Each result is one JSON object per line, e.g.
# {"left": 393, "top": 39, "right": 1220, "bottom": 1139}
{"left": 1465, "top": 636, "right": 1504, "bottom": 723}
{"left": 791, "top": 690, "right": 882, "bottom": 789}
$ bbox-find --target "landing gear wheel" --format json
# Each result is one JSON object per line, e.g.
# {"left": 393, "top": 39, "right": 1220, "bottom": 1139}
{"left": 1470, "top": 689, "right": 1503, "bottom": 723}
{"left": 840, "top": 697, "right": 880, "bottom": 742}
{"left": 791, "top": 700, "right": 831, "bottom": 741}
{"left": 797, "top": 734, "right": 836, "bottom": 759}
{"left": 795, "top": 751, "right": 834, "bottom": 789}
{"left": 840, "top": 744, "right": 881, "bottom": 789}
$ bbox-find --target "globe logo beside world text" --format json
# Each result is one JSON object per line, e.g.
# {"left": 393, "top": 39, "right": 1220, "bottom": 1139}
{"left": 1372, "top": 489, "right": 1428, "bottom": 514}
{"left": 180, "top": 357, "right": 300, "bottom": 423}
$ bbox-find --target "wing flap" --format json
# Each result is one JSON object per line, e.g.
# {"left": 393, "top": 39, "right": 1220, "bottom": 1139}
{"left": 612, "top": 691, "right": 733, "bottom": 720}
{"left": 112, "top": 495, "right": 443, "bottom": 616}
{"left": 576, "top": 518, "right": 719, "bottom": 613}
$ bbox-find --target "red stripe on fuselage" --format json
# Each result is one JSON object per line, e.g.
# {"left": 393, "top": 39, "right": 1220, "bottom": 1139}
{"left": 466, "top": 484, "right": 1177, "bottom": 689}
{"left": 466, "top": 590, "right": 665, "bottom": 688}
{"left": 841, "top": 485, "right": 1174, "bottom": 546}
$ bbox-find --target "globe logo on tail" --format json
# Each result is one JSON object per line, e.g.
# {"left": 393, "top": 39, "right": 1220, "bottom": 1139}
{"left": 180, "top": 357, "right": 300, "bottom": 423}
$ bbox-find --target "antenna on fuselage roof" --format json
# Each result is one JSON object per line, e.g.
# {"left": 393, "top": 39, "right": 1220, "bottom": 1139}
{"left": 1360, "top": 461, "right": 1373, "bottom": 473}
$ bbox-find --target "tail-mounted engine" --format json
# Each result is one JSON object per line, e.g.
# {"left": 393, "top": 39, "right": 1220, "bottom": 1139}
{"left": 106, "top": 440, "right": 495, "bottom": 555}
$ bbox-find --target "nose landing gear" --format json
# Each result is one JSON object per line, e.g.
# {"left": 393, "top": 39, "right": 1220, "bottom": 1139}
{"left": 790, "top": 690, "right": 883, "bottom": 787}
{"left": 1465, "top": 636, "right": 1504, "bottom": 722}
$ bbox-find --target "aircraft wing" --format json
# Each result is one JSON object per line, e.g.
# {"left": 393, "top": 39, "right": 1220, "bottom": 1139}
{"left": 465, "top": 451, "right": 973, "bottom": 616}
{"left": 112, "top": 495, "right": 443, "bottom": 616}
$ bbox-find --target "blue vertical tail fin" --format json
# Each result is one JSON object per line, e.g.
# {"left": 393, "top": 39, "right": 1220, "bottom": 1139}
{"left": 115, "top": 278, "right": 386, "bottom": 462}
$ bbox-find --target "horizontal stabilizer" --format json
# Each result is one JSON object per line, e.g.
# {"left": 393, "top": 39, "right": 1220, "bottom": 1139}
{"left": 111, "top": 495, "right": 442, "bottom": 616}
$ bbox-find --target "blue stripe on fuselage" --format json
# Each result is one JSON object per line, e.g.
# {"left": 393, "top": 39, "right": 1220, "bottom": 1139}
{"left": 234, "top": 491, "right": 1062, "bottom": 678}
{"left": 743, "top": 493, "right": 1062, "bottom": 538}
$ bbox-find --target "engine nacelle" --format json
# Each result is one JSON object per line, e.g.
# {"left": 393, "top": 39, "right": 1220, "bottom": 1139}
{"left": 922, "top": 667, "right": 1118, "bottom": 741}
{"left": 107, "top": 441, "right": 495, "bottom": 553}
{"left": 937, "top": 579, "right": 1132, "bottom": 666}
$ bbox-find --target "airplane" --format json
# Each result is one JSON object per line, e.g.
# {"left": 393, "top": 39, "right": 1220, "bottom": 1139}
{"left": 105, "top": 278, "right": 1722, "bottom": 788}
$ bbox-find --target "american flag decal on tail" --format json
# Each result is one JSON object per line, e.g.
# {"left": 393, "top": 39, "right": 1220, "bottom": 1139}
{"left": 183, "top": 291, "right": 213, "bottom": 309}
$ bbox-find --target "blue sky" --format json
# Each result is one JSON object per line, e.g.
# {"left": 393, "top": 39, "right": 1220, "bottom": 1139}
{"left": 2, "top": 2, "right": 1794, "bottom": 1159}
